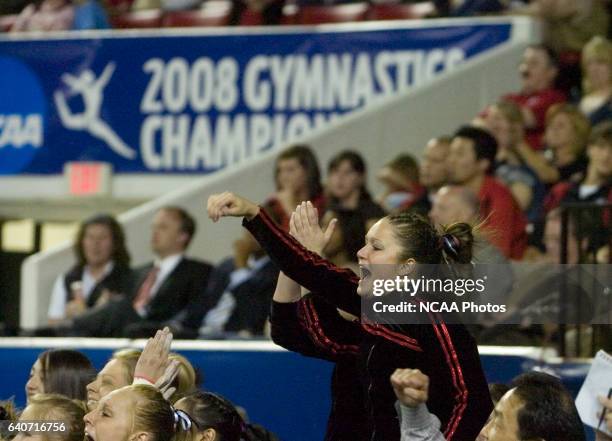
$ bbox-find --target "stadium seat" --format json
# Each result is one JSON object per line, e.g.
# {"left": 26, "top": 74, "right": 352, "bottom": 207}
{"left": 110, "top": 9, "right": 164, "bottom": 28}
{"left": 368, "top": 1, "right": 434, "bottom": 21}
{"left": 0, "top": 15, "right": 17, "bottom": 32}
{"left": 238, "top": 8, "right": 264, "bottom": 25}
{"left": 162, "top": 2, "right": 233, "bottom": 27}
{"left": 296, "top": 3, "right": 369, "bottom": 24}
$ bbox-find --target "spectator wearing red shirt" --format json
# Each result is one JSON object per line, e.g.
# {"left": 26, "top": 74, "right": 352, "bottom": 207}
{"left": 503, "top": 45, "right": 566, "bottom": 151}
{"left": 448, "top": 126, "right": 527, "bottom": 259}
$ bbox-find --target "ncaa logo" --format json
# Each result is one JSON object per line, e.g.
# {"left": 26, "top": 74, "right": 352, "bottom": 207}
{"left": 0, "top": 56, "right": 45, "bottom": 175}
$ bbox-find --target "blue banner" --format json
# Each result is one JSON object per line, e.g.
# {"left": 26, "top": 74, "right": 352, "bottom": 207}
{"left": 0, "top": 22, "right": 511, "bottom": 175}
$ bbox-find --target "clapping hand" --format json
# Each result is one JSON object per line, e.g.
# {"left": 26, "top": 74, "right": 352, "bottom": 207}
{"left": 134, "top": 327, "right": 180, "bottom": 400}
{"left": 289, "top": 201, "right": 337, "bottom": 255}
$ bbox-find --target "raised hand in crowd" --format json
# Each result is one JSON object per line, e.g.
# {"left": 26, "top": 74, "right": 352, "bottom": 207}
{"left": 207, "top": 192, "right": 260, "bottom": 222}
{"left": 133, "top": 327, "right": 181, "bottom": 400}
{"left": 390, "top": 368, "right": 430, "bottom": 408}
{"left": 289, "top": 201, "right": 337, "bottom": 255}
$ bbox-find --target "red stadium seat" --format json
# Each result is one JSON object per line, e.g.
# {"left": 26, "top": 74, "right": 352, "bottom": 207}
{"left": 238, "top": 8, "right": 263, "bottom": 25}
{"left": 162, "top": 2, "right": 232, "bottom": 27}
{"left": 110, "top": 9, "right": 163, "bottom": 29}
{"left": 368, "top": 1, "right": 434, "bottom": 20}
{"left": 0, "top": 14, "right": 17, "bottom": 32}
{"left": 296, "top": 3, "right": 369, "bottom": 24}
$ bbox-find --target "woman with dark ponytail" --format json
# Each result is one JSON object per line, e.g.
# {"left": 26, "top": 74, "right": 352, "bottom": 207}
{"left": 208, "top": 193, "right": 492, "bottom": 441}
{"left": 175, "top": 391, "right": 278, "bottom": 441}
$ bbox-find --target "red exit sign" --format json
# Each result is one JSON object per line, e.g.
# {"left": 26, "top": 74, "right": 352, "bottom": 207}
{"left": 64, "top": 162, "right": 112, "bottom": 196}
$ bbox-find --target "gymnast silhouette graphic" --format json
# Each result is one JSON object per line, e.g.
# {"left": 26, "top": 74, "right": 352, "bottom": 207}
{"left": 54, "top": 62, "right": 136, "bottom": 159}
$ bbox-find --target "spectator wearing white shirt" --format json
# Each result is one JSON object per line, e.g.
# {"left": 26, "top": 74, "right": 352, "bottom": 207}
{"left": 48, "top": 214, "right": 131, "bottom": 325}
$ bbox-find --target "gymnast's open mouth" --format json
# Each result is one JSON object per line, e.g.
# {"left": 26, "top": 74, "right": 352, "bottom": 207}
{"left": 359, "top": 265, "right": 371, "bottom": 280}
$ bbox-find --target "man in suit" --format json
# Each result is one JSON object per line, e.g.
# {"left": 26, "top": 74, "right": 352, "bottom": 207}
{"left": 70, "top": 206, "right": 213, "bottom": 338}
{"left": 176, "top": 229, "right": 278, "bottom": 338}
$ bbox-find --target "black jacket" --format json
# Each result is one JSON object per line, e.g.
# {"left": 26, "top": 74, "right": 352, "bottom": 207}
{"left": 246, "top": 210, "right": 492, "bottom": 441}
{"left": 63, "top": 262, "right": 132, "bottom": 307}
{"left": 131, "top": 257, "right": 213, "bottom": 322}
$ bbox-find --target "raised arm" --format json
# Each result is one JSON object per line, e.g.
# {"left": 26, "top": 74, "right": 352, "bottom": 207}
{"left": 208, "top": 193, "right": 361, "bottom": 314}
{"left": 391, "top": 369, "right": 446, "bottom": 441}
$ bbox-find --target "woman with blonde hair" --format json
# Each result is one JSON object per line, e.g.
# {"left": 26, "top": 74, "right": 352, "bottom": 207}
{"left": 12, "top": 394, "right": 86, "bottom": 441}
{"left": 580, "top": 36, "right": 612, "bottom": 126}
{"left": 84, "top": 385, "right": 191, "bottom": 441}
{"left": 87, "top": 329, "right": 197, "bottom": 411}
{"left": 544, "top": 103, "right": 591, "bottom": 182}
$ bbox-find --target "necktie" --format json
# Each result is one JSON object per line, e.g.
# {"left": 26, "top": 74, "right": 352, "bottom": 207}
{"left": 133, "top": 266, "right": 160, "bottom": 313}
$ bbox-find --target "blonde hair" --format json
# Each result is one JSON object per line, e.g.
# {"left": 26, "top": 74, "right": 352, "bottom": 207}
{"left": 168, "top": 353, "right": 198, "bottom": 403}
{"left": 492, "top": 100, "right": 525, "bottom": 145}
{"left": 25, "top": 394, "right": 86, "bottom": 441}
{"left": 581, "top": 36, "right": 612, "bottom": 94}
{"left": 128, "top": 385, "right": 192, "bottom": 441}
{"left": 546, "top": 103, "right": 591, "bottom": 156}
{"left": 111, "top": 349, "right": 142, "bottom": 385}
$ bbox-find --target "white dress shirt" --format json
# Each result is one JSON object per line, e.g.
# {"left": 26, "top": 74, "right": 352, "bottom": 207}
{"left": 48, "top": 261, "right": 114, "bottom": 321}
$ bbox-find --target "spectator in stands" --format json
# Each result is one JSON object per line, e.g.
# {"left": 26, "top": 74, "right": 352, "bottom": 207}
{"left": 48, "top": 214, "right": 132, "bottom": 325}
{"left": 393, "top": 369, "right": 586, "bottom": 441}
{"left": 17, "top": 394, "right": 86, "bottom": 441}
{"left": 84, "top": 385, "right": 179, "bottom": 441}
{"left": 70, "top": 206, "right": 213, "bottom": 338}
{"left": 484, "top": 101, "right": 546, "bottom": 223}
{"left": 323, "top": 150, "right": 386, "bottom": 271}
{"left": 544, "top": 103, "right": 591, "bottom": 183}
{"left": 429, "top": 185, "right": 513, "bottom": 324}
{"left": 377, "top": 153, "right": 428, "bottom": 215}
{"left": 419, "top": 136, "right": 451, "bottom": 206}
{"left": 174, "top": 391, "right": 246, "bottom": 441}
{"left": 429, "top": 186, "right": 507, "bottom": 262}
{"left": 72, "top": 0, "right": 109, "bottom": 29}
{"left": 545, "top": 121, "right": 612, "bottom": 254}
{"left": 11, "top": 0, "right": 75, "bottom": 32}
{"left": 514, "top": 0, "right": 609, "bottom": 95}
{"left": 266, "top": 144, "right": 325, "bottom": 231}
{"left": 580, "top": 36, "right": 612, "bottom": 127}
{"left": 503, "top": 44, "right": 566, "bottom": 150}
{"left": 448, "top": 125, "right": 527, "bottom": 259}
{"left": 182, "top": 228, "right": 278, "bottom": 338}
{"left": 26, "top": 349, "right": 95, "bottom": 403}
